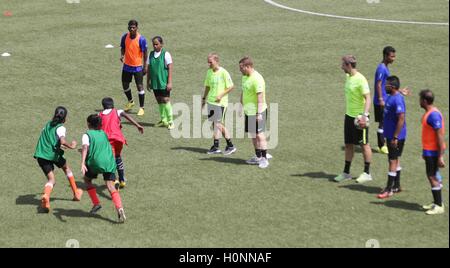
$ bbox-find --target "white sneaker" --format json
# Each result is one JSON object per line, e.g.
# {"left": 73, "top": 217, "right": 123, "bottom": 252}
{"left": 356, "top": 172, "right": 373, "bottom": 183}
{"left": 117, "top": 208, "right": 126, "bottom": 223}
{"left": 246, "top": 156, "right": 261, "bottom": 165}
{"left": 266, "top": 153, "right": 273, "bottom": 159}
{"left": 425, "top": 204, "right": 445, "bottom": 215}
{"left": 258, "top": 158, "right": 269, "bottom": 169}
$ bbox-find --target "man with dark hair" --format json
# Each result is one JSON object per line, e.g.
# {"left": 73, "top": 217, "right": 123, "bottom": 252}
{"left": 120, "top": 20, "right": 148, "bottom": 117}
{"left": 373, "top": 46, "right": 396, "bottom": 154}
{"left": 377, "top": 76, "right": 407, "bottom": 199}
{"left": 334, "top": 55, "right": 373, "bottom": 183}
{"left": 420, "top": 89, "right": 446, "bottom": 215}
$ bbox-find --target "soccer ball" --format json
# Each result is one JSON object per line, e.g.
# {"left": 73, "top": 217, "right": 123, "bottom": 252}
{"left": 354, "top": 114, "right": 369, "bottom": 130}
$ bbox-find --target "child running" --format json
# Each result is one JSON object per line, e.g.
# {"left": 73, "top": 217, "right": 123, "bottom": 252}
{"left": 34, "top": 106, "right": 83, "bottom": 213}
{"left": 81, "top": 114, "right": 126, "bottom": 223}
{"left": 99, "top": 97, "right": 144, "bottom": 189}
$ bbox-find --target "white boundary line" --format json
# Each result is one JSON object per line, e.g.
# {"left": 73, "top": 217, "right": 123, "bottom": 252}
{"left": 264, "top": 0, "right": 449, "bottom": 26}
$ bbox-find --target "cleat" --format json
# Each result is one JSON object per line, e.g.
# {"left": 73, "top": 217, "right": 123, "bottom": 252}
{"left": 266, "top": 153, "right": 273, "bottom": 160}
{"left": 167, "top": 122, "right": 175, "bottom": 130}
{"left": 73, "top": 189, "right": 83, "bottom": 201}
{"left": 246, "top": 156, "right": 261, "bottom": 165}
{"left": 137, "top": 108, "right": 145, "bottom": 116}
{"left": 124, "top": 101, "right": 135, "bottom": 112}
{"left": 89, "top": 204, "right": 102, "bottom": 214}
{"left": 117, "top": 208, "right": 126, "bottom": 223}
{"left": 156, "top": 121, "right": 168, "bottom": 127}
{"left": 377, "top": 190, "right": 393, "bottom": 199}
{"left": 207, "top": 146, "right": 221, "bottom": 155}
{"left": 392, "top": 187, "right": 402, "bottom": 194}
{"left": 119, "top": 180, "right": 126, "bottom": 189}
{"left": 425, "top": 204, "right": 445, "bottom": 215}
{"left": 258, "top": 158, "right": 269, "bottom": 169}
{"left": 114, "top": 180, "right": 120, "bottom": 191}
{"left": 379, "top": 146, "right": 389, "bottom": 154}
{"left": 41, "top": 194, "right": 50, "bottom": 213}
{"left": 334, "top": 173, "right": 352, "bottom": 183}
{"left": 223, "top": 146, "right": 237, "bottom": 155}
{"left": 422, "top": 203, "right": 435, "bottom": 210}
{"left": 356, "top": 172, "right": 373, "bottom": 183}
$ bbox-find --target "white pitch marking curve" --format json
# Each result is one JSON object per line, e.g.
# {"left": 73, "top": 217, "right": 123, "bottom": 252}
{"left": 264, "top": 0, "right": 449, "bottom": 26}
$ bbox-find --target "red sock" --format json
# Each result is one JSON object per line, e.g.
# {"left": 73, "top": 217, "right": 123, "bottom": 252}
{"left": 66, "top": 173, "right": 78, "bottom": 194}
{"left": 43, "top": 183, "right": 53, "bottom": 197}
{"left": 87, "top": 187, "right": 100, "bottom": 206}
{"left": 110, "top": 190, "right": 123, "bottom": 209}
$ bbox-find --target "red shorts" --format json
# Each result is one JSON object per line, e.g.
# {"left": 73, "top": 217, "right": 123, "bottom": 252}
{"left": 110, "top": 140, "right": 124, "bottom": 157}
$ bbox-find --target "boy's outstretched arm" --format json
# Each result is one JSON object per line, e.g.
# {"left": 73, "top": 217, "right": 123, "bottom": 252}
{"left": 122, "top": 112, "right": 144, "bottom": 134}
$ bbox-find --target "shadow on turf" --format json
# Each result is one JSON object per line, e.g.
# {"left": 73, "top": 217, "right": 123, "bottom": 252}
{"left": 16, "top": 194, "right": 72, "bottom": 206}
{"left": 171, "top": 146, "right": 209, "bottom": 154}
{"left": 122, "top": 121, "right": 155, "bottom": 127}
{"left": 339, "top": 184, "right": 381, "bottom": 194}
{"left": 52, "top": 208, "right": 118, "bottom": 224}
{"left": 199, "top": 157, "right": 248, "bottom": 165}
{"left": 291, "top": 172, "right": 336, "bottom": 181}
{"left": 370, "top": 200, "right": 423, "bottom": 212}
{"left": 340, "top": 146, "right": 381, "bottom": 154}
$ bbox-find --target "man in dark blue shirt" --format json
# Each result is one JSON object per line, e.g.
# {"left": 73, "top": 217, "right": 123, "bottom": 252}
{"left": 378, "top": 75, "right": 407, "bottom": 199}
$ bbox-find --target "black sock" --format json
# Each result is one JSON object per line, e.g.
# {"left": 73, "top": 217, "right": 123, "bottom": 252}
{"left": 432, "top": 189, "right": 442, "bottom": 206}
{"left": 255, "top": 149, "right": 262, "bottom": 158}
{"left": 213, "top": 139, "right": 219, "bottom": 148}
{"left": 225, "top": 138, "right": 233, "bottom": 147}
{"left": 115, "top": 157, "right": 125, "bottom": 181}
{"left": 364, "top": 162, "right": 371, "bottom": 174}
{"left": 124, "top": 89, "right": 133, "bottom": 101}
{"left": 377, "top": 131, "right": 385, "bottom": 148}
{"left": 138, "top": 92, "right": 145, "bottom": 108}
{"left": 344, "top": 161, "right": 351, "bottom": 174}
{"left": 386, "top": 173, "right": 396, "bottom": 191}
{"left": 261, "top": 150, "right": 267, "bottom": 158}
{"left": 394, "top": 170, "right": 401, "bottom": 189}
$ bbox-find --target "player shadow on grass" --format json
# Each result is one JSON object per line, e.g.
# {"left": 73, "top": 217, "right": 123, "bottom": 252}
{"left": 338, "top": 184, "right": 381, "bottom": 194}
{"left": 16, "top": 194, "right": 74, "bottom": 213}
{"left": 171, "top": 146, "right": 209, "bottom": 154}
{"left": 370, "top": 200, "right": 423, "bottom": 212}
{"left": 52, "top": 208, "right": 117, "bottom": 224}
{"left": 340, "top": 146, "right": 381, "bottom": 154}
{"left": 199, "top": 157, "right": 248, "bottom": 165}
{"left": 291, "top": 172, "right": 336, "bottom": 181}
{"left": 122, "top": 121, "right": 155, "bottom": 127}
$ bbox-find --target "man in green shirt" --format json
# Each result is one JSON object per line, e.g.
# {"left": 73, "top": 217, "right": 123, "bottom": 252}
{"left": 334, "top": 55, "right": 373, "bottom": 183}
{"left": 239, "top": 56, "right": 269, "bottom": 169}
{"left": 81, "top": 114, "right": 126, "bottom": 223}
{"left": 202, "top": 53, "right": 236, "bottom": 155}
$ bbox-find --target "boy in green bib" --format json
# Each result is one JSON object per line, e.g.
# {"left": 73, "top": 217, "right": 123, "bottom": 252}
{"left": 81, "top": 114, "right": 126, "bottom": 223}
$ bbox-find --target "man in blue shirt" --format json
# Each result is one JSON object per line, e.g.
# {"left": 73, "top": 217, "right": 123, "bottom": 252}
{"left": 378, "top": 76, "right": 407, "bottom": 199}
{"left": 373, "top": 46, "right": 396, "bottom": 154}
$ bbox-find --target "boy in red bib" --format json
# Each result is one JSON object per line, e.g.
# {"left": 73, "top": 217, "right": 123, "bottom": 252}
{"left": 99, "top": 97, "right": 144, "bottom": 189}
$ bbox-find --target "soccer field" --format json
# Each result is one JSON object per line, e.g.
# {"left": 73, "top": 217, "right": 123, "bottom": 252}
{"left": 0, "top": 0, "right": 448, "bottom": 248}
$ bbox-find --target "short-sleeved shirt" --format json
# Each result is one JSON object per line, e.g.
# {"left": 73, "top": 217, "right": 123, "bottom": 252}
{"left": 242, "top": 70, "right": 267, "bottom": 116}
{"left": 383, "top": 92, "right": 407, "bottom": 140}
{"left": 204, "top": 67, "right": 233, "bottom": 107}
{"left": 344, "top": 72, "right": 370, "bottom": 118}
{"left": 423, "top": 111, "right": 444, "bottom": 157}
{"left": 121, "top": 33, "right": 147, "bottom": 73}
{"left": 373, "top": 63, "right": 390, "bottom": 105}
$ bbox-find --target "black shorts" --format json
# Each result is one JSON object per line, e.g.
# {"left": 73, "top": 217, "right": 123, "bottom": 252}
{"left": 207, "top": 104, "right": 226, "bottom": 123}
{"left": 36, "top": 157, "right": 66, "bottom": 175}
{"left": 386, "top": 139, "right": 405, "bottom": 160}
{"left": 344, "top": 114, "right": 369, "bottom": 145}
{"left": 84, "top": 166, "right": 116, "bottom": 181}
{"left": 374, "top": 104, "right": 384, "bottom": 124}
{"left": 122, "top": 70, "right": 144, "bottom": 86}
{"left": 424, "top": 156, "right": 439, "bottom": 178}
{"left": 153, "top": 89, "right": 171, "bottom": 98}
{"left": 245, "top": 110, "right": 267, "bottom": 134}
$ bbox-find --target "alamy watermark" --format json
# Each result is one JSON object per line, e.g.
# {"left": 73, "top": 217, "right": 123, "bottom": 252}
{"left": 169, "top": 95, "right": 279, "bottom": 149}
